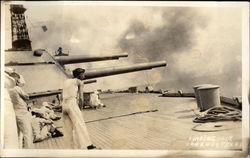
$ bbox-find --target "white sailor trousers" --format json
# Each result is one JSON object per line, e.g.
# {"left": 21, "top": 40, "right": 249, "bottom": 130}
{"left": 4, "top": 89, "right": 19, "bottom": 149}
{"left": 63, "top": 98, "right": 92, "bottom": 149}
{"left": 15, "top": 110, "right": 34, "bottom": 148}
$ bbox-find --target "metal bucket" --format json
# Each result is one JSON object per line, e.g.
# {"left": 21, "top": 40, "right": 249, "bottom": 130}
{"left": 193, "top": 84, "right": 213, "bottom": 110}
{"left": 197, "top": 85, "right": 220, "bottom": 112}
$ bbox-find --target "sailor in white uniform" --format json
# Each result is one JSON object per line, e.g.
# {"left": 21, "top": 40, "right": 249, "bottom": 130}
{"left": 8, "top": 73, "right": 34, "bottom": 149}
{"left": 62, "top": 68, "right": 97, "bottom": 149}
{"left": 4, "top": 68, "right": 19, "bottom": 148}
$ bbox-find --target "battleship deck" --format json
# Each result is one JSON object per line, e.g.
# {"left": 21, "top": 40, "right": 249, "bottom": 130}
{"left": 33, "top": 93, "right": 242, "bottom": 150}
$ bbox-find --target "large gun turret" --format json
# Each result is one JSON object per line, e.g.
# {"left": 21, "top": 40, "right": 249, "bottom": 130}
{"left": 84, "top": 61, "right": 167, "bottom": 79}
{"left": 5, "top": 4, "right": 167, "bottom": 99}
{"left": 54, "top": 53, "right": 128, "bottom": 65}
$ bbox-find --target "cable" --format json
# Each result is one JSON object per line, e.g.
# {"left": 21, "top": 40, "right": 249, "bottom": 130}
{"left": 85, "top": 109, "right": 158, "bottom": 123}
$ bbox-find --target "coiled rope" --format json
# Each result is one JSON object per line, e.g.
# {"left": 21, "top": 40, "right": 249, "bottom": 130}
{"left": 193, "top": 106, "right": 242, "bottom": 123}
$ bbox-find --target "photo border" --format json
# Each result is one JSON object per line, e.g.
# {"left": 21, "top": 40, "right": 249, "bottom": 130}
{"left": 1, "top": 1, "right": 249, "bottom": 157}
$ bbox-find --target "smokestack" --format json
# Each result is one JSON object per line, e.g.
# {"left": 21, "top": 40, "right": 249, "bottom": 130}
{"left": 10, "top": 4, "right": 32, "bottom": 51}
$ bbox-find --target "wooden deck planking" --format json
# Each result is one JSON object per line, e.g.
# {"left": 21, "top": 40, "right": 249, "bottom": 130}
{"left": 88, "top": 123, "right": 114, "bottom": 148}
{"left": 94, "top": 121, "right": 141, "bottom": 149}
{"left": 114, "top": 115, "right": 177, "bottom": 149}
{"left": 34, "top": 93, "right": 242, "bottom": 150}
{"left": 113, "top": 117, "right": 165, "bottom": 149}
{"left": 96, "top": 118, "right": 151, "bottom": 149}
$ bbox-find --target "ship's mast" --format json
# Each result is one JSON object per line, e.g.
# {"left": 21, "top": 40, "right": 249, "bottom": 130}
{"left": 10, "top": 4, "right": 32, "bottom": 51}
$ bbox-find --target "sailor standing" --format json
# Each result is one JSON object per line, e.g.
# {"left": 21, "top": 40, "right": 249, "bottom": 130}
{"left": 4, "top": 68, "right": 19, "bottom": 148}
{"left": 8, "top": 73, "right": 34, "bottom": 149}
{"left": 55, "top": 47, "right": 68, "bottom": 56}
{"left": 62, "top": 68, "right": 97, "bottom": 149}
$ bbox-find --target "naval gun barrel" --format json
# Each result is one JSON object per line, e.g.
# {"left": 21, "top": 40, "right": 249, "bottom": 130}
{"left": 83, "top": 79, "right": 97, "bottom": 84}
{"left": 84, "top": 61, "right": 167, "bottom": 79}
{"left": 54, "top": 53, "right": 128, "bottom": 65}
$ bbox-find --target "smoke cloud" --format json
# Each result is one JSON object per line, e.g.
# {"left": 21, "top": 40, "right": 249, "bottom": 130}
{"left": 117, "top": 7, "right": 242, "bottom": 97}
{"left": 5, "top": 5, "right": 242, "bottom": 97}
{"left": 119, "top": 8, "right": 202, "bottom": 62}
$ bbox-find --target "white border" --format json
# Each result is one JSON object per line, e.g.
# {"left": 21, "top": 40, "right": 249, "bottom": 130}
{"left": 1, "top": 1, "right": 6, "bottom": 156}
{"left": 241, "top": 2, "right": 250, "bottom": 156}
{"left": 1, "top": 1, "right": 249, "bottom": 158}
{"left": 3, "top": 1, "right": 249, "bottom": 7}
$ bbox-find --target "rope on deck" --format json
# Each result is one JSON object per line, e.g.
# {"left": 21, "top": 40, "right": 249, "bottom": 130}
{"left": 191, "top": 123, "right": 236, "bottom": 132}
{"left": 85, "top": 109, "right": 158, "bottom": 124}
{"left": 192, "top": 106, "right": 241, "bottom": 132}
{"left": 193, "top": 106, "right": 242, "bottom": 123}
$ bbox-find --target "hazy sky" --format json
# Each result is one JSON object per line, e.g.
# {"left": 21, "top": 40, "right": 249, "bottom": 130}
{"left": 4, "top": 2, "right": 243, "bottom": 97}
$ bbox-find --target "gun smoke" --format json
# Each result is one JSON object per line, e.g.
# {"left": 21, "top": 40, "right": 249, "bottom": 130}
{"left": 6, "top": 6, "right": 241, "bottom": 97}
{"left": 117, "top": 7, "right": 241, "bottom": 97}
